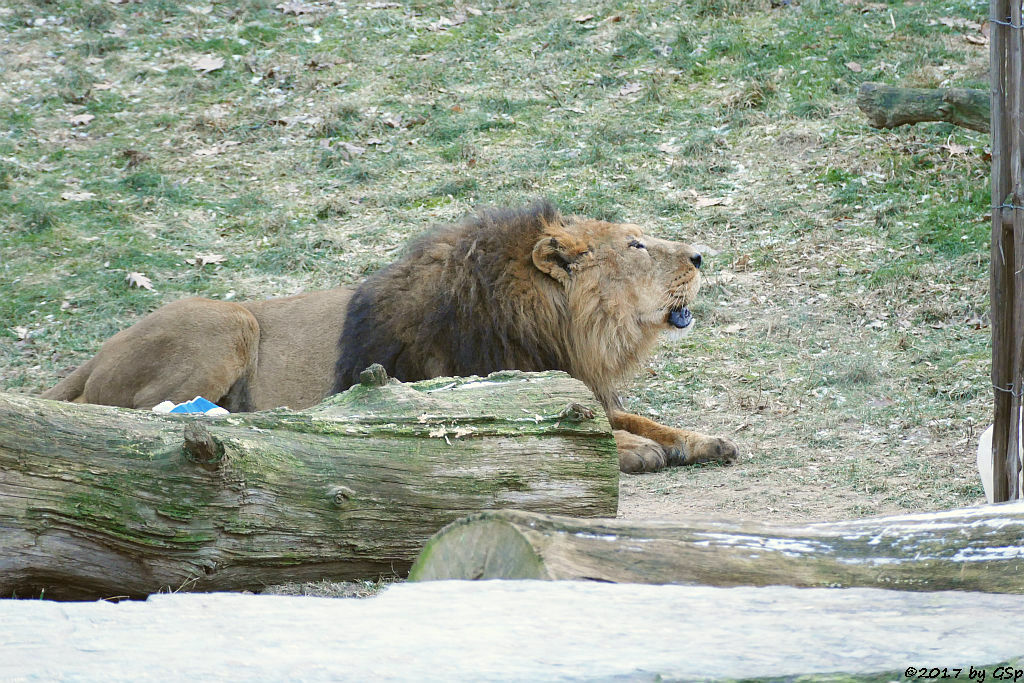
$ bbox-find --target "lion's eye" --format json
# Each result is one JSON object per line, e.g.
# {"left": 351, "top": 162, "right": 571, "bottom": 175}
{"left": 628, "top": 238, "right": 647, "bottom": 250}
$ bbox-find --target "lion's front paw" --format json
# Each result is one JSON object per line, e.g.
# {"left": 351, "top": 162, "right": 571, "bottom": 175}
{"left": 614, "top": 430, "right": 668, "bottom": 474}
{"left": 666, "top": 434, "right": 739, "bottom": 466}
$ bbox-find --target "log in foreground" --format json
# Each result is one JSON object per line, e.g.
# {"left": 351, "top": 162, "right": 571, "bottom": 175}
{"left": 0, "top": 370, "right": 618, "bottom": 600}
{"left": 410, "top": 505, "right": 1024, "bottom": 592}
{"left": 857, "top": 82, "right": 990, "bottom": 133}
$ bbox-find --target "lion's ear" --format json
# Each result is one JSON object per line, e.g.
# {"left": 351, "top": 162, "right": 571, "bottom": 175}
{"left": 532, "top": 234, "right": 586, "bottom": 283}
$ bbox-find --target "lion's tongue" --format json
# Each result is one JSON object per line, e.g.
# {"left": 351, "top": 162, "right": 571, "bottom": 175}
{"left": 668, "top": 308, "right": 692, "bottom": 329}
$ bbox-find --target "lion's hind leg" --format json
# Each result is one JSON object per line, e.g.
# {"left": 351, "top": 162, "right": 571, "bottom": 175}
{"left": 58, "top": 298, "right": 260, "bottom": 410}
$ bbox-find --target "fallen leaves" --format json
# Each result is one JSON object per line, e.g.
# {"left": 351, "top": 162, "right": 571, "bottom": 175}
{"left": 695, "top": 196, "right": 728, "bottom": 208}
{"left": 276, "top": 1, "right": 320, "bottom": 15}
{"left": 125, "top": 272, "right": 154, "bottom": 290}
{"left": 935, "top": 16, "right": 989, "bottom": 45}
{"left": 942, "top": 142, "right": 970, "bottom": 157}
{"left": 845, "top": 61, "right": 863, "bottom": 73}
{"left": 428, "top": 8, "right": 480, "bottom": 31}
{"left": 615, "top": 82, "right": 643, "bottom": 98}
{"left": 335, "top": 141, "right": 366, "bottom": 159}
{"left": 185, "top": 253, "right": 226, "bottom": 267}
{"left": 69, "top": 114, "right": 94, "bottom": 126}
{"left": 191, "top": 54, "right": 225, "bottom": 74}
{"left": 60, "top": 191, "right": 96, "bottom": 201}
{"left": 193, "top": 140, "right": 241, "bottom": 157}
{"left": 937, "top": 16, "right": 981, "bottom": 31}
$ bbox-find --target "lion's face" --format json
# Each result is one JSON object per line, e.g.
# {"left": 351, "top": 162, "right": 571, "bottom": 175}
{"left": 530, "top": 217, "right": 703, "bottom": 403}
{"left": 532, "top": 218, "right": 703, "bottom": 337}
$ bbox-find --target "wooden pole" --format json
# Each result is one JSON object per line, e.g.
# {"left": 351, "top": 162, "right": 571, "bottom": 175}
{"left": 992, "top": 0, "right": 1015, "bottom": 502}
{"left": 1009, "top": 0, "right": 1024, "bottom": 501}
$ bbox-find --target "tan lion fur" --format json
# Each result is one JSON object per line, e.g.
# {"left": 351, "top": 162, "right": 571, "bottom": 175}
{"left": 43, "top": 202, "right": 738, "bottom": 472}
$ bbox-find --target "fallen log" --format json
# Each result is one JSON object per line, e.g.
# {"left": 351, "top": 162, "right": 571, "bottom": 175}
{"left": 857, "top": 82, "right": 990, "bottom": 133}
{"left": 409, "top": 505, "right": 1024, "bottom": 592}
{"left": 0, "top": 370, "right": 618, "bottom": 600}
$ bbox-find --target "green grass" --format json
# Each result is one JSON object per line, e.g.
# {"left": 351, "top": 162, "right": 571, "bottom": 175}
{"left": 0, "top": 0, "right": 995, "bottom": 520}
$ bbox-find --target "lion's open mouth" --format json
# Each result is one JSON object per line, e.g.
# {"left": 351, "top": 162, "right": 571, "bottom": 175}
{"left": 667, "top": 307, "right": 693, "bottom": 329}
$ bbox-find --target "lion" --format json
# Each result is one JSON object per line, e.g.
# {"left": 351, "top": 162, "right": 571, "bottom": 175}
{"left": 43, "top": 201, "right": 738, "bottom": 472}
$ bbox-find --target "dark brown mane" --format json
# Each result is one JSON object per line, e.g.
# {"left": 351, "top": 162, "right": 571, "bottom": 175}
{"left": 332, "top": 201, "right": 569, "bottom": 393}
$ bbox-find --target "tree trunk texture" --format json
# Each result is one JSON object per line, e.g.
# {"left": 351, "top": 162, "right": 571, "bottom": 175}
{"left": 0, "top": 370, "right": 618, "bottom": 600}
{"left": 857, "top": 82, "right": 990, "bottom": 133}
{"left": 409, "top": 506, "right": 1024, "bottom": 593}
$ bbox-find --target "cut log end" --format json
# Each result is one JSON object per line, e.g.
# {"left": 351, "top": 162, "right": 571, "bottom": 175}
{"left": 408, "top": 515, "right": 549, "bottom": 581}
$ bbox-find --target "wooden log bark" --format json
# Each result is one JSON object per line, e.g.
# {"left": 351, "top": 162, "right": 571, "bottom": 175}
{"left": 857, "top": 82, "right": 991, "bottom": 133}
{"left": 409, "top": 506, "right": 1024, "bottom": 593}
{"left": 0, "top": 370, "right": 618, "bottom": 600}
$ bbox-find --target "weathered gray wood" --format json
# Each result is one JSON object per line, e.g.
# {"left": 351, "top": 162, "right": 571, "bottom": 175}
{"left": 992, "top": 0, "right": 1020, "bottom": 502}
{"left": 4, "top": 582, "right": 1024, "bottom": 681}
{"left": 857, "top": 82, "right": 991, "bottom": 132}
{"left": 0, "top": 371, "right": 618, "bottom": 600}
{"left": 410, "top": 505, "right": 1024, "bottom": 592}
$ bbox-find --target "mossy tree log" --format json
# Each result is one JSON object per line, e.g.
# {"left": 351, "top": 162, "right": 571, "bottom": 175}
{"left": 0, "top": 370, "right": 618, "bottom": 600}
{"left": 857, "top": 82, "right": 990, "bottom": 133}
{"left": 410, "top": 506, "right": 1024, "bottom": 593}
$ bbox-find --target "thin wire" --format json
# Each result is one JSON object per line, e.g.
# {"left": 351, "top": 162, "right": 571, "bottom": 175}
{"left": 992, "top": 17, "right": 1024, "bottom": 28}
{"left": 993, "top": 202, "right": 1024, "bottom": 211}
{"left": 994, "top": 383, "right": 1024, "bottom": 398}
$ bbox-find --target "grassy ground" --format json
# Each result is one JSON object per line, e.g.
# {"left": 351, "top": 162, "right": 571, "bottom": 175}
{"left": 1, "top": 0, "right": 993, "bottom": 528}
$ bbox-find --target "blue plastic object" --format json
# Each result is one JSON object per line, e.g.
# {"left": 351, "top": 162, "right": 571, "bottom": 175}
{"left": 169, "top": 396, "right": 221, "bottom": 414}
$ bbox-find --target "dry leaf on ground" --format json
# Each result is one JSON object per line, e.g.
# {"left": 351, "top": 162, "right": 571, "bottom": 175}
{"left": 192, "top": 55, "right": 225, "bottom": 73}
{"left": 61, "top": 191, "right": 96, "bottom": 201}
{"left": 125, "top": 272, "right": 154, "bottom": 290}
{"left": 942, "top": 142, "right": 969, "bottom": 156}
{"left": 695, "top": 196, "right": 727, "bottom": 208}
{"left": 616, "top": 82, "right": 643, "bottom": 97}
{"left": 194, "top": 141, "right": 241, "bottom": 157}
{"left": 186, "top": 253, "right": 227, "bottom": 266}
{"left": 336, "top": 141, "right": 366, "bottom": 159}
{"left": 845, "top": 61, "right": 863, "bottom": 73}
{"left": 69, "top": 114, "right": 95, "bottom": 126}
{"left": 277, "top": 1, "right": 319, "bottom": 15}
{"left": 938, "top": 16, "right": 981, "bottom": 31}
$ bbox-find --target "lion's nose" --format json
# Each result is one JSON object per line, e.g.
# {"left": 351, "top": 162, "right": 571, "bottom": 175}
{"left": 690, "top": 253, "right": 702, "bottom": 269}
